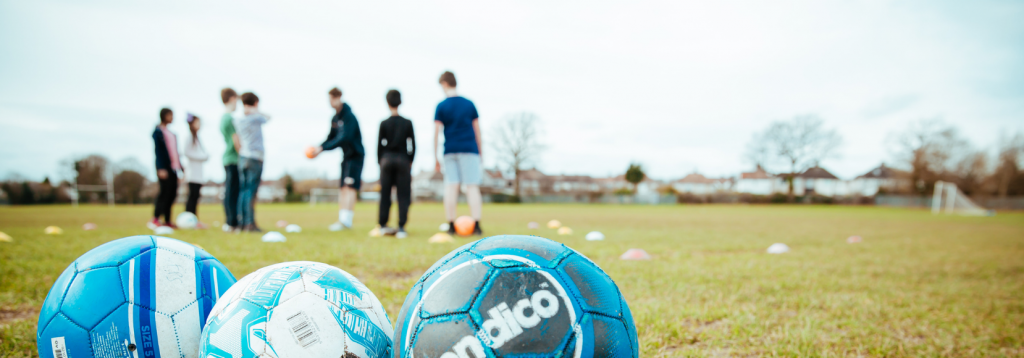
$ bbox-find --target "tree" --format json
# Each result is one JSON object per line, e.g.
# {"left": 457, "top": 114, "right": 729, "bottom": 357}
{"left": 491, "top": 112, "right": 545, "bottom": 199}
{"left": 747, "top": 115, "right": 842, "bottom": 202}
{"left": 114, "top": 170, "right": 147, "bottom": 204}
{"left": 888, "top": 119, "right": 969, "bottom": 195}
{"left": 625, "top": 163, "right": 645, "bottom": 193}
{"left": 994, "top": 133, "right": 1024, "bottom": 198}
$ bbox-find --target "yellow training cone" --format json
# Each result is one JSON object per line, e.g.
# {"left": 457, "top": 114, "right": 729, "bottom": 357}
{"left": 428, "top": 233, "right": 454, "bottom": 244}
{"left": 558, "top": 226, "right": 573, "bottom": 235}
{"left": 369, "top": 226, "right": 382, "bottom": 237}
{"left": 44, "top": 226, "right": 63, "bottom": 235}
{"left": 0, "top": 231, "right": 12, "bottom": 242}
{"left": 547, "top": 220, "right": 562, "bottom": 229}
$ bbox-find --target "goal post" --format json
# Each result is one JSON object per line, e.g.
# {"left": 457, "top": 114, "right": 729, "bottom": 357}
{"left": 931, "top": 181, "right": 991, "bottom": 216}
{"left": 72, "top": 182, "right": 114, "bottom": 207}
{"left": 309, "top": 188, "right": 338, "bottom": 206}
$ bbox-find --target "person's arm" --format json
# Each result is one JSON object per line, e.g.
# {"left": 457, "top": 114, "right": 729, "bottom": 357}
{"left": 319, "top": 119, "right": 340, "bottom": 153}
{"left": 153, "top": 129, "right": 169, "bottom": 179}
{"left": 472, "top": 118, "right": 482, "bottom": 160}
{"left": 232, "top": 133, "right": 241, "bottom": 153}
{"left": 323, "top": 115, "right": 357, "bottom": 152}
{"left": 434, "top": 121, "right": 443, "bottom": 172}
{"left": 378, "top": 121, "right": 386, "bottom": 164}
{"left": 407, "top": 121, "right": 416, "bottom": 163}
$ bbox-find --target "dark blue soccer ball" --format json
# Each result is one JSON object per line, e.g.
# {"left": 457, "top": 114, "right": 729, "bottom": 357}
{"left": 394, "top": 235, "right": 638, "bottom": 358}
{"left": 36, "top": 235, "right": 237, "bottom": 358}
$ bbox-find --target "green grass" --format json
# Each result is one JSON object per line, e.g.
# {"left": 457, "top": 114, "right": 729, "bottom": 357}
{"left": 1, "top": 203, "right": 1023, "bottom": 357}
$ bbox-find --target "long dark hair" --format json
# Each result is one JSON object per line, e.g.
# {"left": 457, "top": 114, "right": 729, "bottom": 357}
{"left": 187, "top": 114, "right": 200, "bottom": 143}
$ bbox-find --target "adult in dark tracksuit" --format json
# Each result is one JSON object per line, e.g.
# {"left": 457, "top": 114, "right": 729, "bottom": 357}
{"left": 311, "top": 87, "right": 365, "bottom": 231}
{"left": 151, "top": 107, "right": 181, "bottom": 228}
{"left": 377, "top": 90, "right": 416, "bottom": 238}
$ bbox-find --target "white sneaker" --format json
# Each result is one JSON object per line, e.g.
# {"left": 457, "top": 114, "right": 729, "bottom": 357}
{"left": 395, "top": 229, "right": 407, "bottom": 239}
{"left": 328, "top": 222, "right": 346, "bottom": 232}
{"left": 222, "top": 224, "right": 232, "bottom": 232}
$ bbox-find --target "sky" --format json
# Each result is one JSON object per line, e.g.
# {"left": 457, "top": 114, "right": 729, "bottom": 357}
{"left": 1, "top": 0, "right": 1022, "bottom": 183}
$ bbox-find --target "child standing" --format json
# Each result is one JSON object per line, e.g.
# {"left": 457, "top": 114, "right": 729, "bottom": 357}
{"left": 377, "top": 90, "right": 415, "bottom": 238}
{"left": 434, "top": 71, "right": 484, "bottom": 235}
{"left": 235, "top": 92, "right": 268, "bottom": 233}
{"left": 219, "top": 88, "right": 241, "bottom": 232}
{"left": 184, "top": 113, "right": 209, "bottom": 229}
{"left": 151, "top": 108, "right": 181, "bottom": 228}
{"left": 309, "top": 87, "right": 365, "bottom": 231}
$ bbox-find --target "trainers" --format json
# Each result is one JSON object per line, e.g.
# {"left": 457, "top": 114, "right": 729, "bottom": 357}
{"left": 328, "top": 222, "right": 345, "bottom": 232}
{"left": 196, "top": 222, "right": 208, "bottom": 230}
{"left": 148, "top": 218, "right": 160, "bottom": 230}
{"left": 244, "top": 224, "right": 262, "bottom": 233}
{"left": 447, "top": 221, "right": 456, "bottom": 235}
{"left": 222, "top": 223, "right": 233, "bottom": 232}
{"left": 380, "top": 227, "right": 398, "bottom": 236}
{"left": 473, "top": 221, "right": 483, "bottom": 236}
{"left": 395, "top": 229, "right": 407, "bottom": 239}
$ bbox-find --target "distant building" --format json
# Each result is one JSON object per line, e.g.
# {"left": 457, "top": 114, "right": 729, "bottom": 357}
{"left": 412, "top": 170, "right": 444, "bottom": 200}
{"left": 735, "top": 165, "right": 785, "bottom": 195}
{"left": 482, "top": 169, "right": 514, "bottom": 195}
{"left": 849, "top": 164, "right": 907, "bottom": 196}
{"left": 550, "top": 174, "right": 600, "bottom": 194}
{"left": 672, "top": 172, "right": 733, "bottom": 194}
{"left": 793, "top": 166, "right": 843, "bottom": 196}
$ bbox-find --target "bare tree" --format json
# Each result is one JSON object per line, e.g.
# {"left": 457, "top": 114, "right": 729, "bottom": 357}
{"left": 994, "top": 133, "right": 1024, "bottom": 198}
{"left": 748, "top": 115, "right": 842, "bottom": 202}
{"left": 888, "top": 119, "right": 969, "bottom": 195}
{"left": 491, "top": 112, "right": 544, "bottom": 199}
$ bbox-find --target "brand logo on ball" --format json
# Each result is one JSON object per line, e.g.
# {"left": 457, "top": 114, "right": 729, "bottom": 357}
{"left": 411, "top": 255, "right": 580, "bottom": 358}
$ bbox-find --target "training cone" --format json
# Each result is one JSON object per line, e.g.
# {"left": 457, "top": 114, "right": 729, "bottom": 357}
{"left": 0, "top": 231, "right": 12, "bottom": 242}
{"left": 454, "top": 216, "right": 475, "bottom": 237}
{"left": 44, "top": 226, "right": 63, "bottom": 235}
{"left": 285, "top": 224, "right": 302, "bottom": 233}
{"left": 547, "top": 220, "right": 562, "bottom": 229}
{"left": 261, "top": 231, "right": 287, "bottom": 242}
{"left": 428, "top": 233, "right": 454, "bottom": 244}
{"left": 190, "top": 242, "right": 205, "bottom": 250}
{"left": 558, "top": 226, "right": 573, "bottom": 235}
{"left": 847, "top": 235, "right": 862, "bottom": 243}
{"left": 82, "top": 223, "right": 97, "bottom": 231}
{"left": 767, "top": 243, "right": 790, "bottom": 254}
{"left": 620, "top": 248, "right": 651, "bottom": 260}
{"left": 585, "top": 231, "right": 605, "bottom": 241}
{"left": 369, "top": 226, "right": 383, "bottom": 237}
{"left": 304, "top": 146, "right": 317, "bottom": 159}
{"left": 527, "top": 221, "right": 539, "bottom": 229}
{"left": 153, "top": 226, "right": 174, "bottom": 235}
{"left": 276, "top": 220, "right": 289, "bottom": 228}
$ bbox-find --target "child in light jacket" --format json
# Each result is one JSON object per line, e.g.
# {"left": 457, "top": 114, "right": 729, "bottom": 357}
{"left": 184, "top": 113, "right": 209, "bottom": 229}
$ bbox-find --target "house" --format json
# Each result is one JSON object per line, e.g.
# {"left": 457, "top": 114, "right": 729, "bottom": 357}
{"left": 412, "top": 170, "right": 444, "bottom": 200}
{"left": 517, "top": 168, "right": 551, "bottom": 196}
{"left": 793, "top": 166, "right": 844, "bottom": 196}
{"left": 849, "top": 164, "right": 907, "bottom": 196}
{"left": 672, "top": 172, "right": 733, "bottom": 194}
{"left": 550, "top": 175, "right": 601, "bottom": 194}
{"left": 734, "top": 165, "right": 785, "bottom": 195}
{"left": 482, "top": 169, "right": 514, "bottom": 195}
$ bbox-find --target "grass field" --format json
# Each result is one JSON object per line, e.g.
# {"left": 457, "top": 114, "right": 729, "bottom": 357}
{"left": 1, "top": 203, "right": 1023, "bottom": 357}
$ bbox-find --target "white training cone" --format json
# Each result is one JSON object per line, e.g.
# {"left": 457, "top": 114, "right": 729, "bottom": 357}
{"left": 153, "top": 226, "right": 175, "bottom": 235}
{"left": 585, "top": 231, "right": 605, "bottom": 241}
{"left": 620, "top": 248, "right": 651, "bottom": 260}
{"left": 285, "top": 224, "right": 302, "bottom": 233}
{"left": 261, "top": 231, "right": 286, "bottom": 242}
{"left": 82, "top": 223, "right": 97, "bottom": 231}
{"left": 767, "top": 243, "right": 790, "bottom": 254}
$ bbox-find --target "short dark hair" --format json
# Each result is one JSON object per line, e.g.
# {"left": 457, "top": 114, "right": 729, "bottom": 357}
{"left": 221, "top": 88, "right": 237, "bottom": 104}
{"left": 328, "top": 87, "right": 342, "bottom": 98}
{"left": 439, "top": 71, "right": 456, "bottom": 87}
{"left": 240, "top": 92, "right": 259, "bottom": 106}
{"left": 386, "top": 89, "right": 401, "bottom": 108}
{"left": 159, "top": 108, "right": 173, "bottom": 123}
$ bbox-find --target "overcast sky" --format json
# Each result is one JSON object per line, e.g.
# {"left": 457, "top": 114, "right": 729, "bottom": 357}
{"left": 2, "top": 0, "right": 1022, "bottom": 183}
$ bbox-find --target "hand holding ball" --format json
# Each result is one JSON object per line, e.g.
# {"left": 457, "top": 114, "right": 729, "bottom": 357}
{"left": 305, "top": 146, "right": 318, "bottom": 159}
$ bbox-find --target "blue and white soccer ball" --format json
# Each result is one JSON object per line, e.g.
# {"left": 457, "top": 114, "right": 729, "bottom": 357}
{"left": 394, "top": 235, "right": 638, "bottom": 358}
{"left": 36, "top": 235, "right": 237, "bottom": 358}
{"left": 199, "top": 261, "right": 394, "bottom": 358}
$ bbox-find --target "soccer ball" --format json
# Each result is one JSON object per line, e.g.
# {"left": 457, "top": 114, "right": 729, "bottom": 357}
{"left": 199, "top": 261, "right": 394, "bottom": 358}
{"left": 394, "top": 235, "right": 638, "bottom": 358}
{"left": 36, "top": 235, "right": 237, "bottom": 358}
{"left": 176, "top": 212, "right": 199, "bottom": 229}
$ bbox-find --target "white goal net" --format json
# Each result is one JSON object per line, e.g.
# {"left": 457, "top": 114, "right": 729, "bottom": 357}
{"left": 931, "top": 181, "right": 991, "bottom": 216}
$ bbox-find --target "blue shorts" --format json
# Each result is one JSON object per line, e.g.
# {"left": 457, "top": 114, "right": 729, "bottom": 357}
{"left": 340, "top": 159, "right": 363, "bottom": 190}
{"left": 443, "top": 153, "right": 481, "bottom": 185}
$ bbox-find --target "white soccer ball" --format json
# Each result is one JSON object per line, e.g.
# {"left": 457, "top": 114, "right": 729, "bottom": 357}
{"left": 176, "top": 212, "right": 198, "bottom": 229}
{"left": 199, "top": 261, "right": 394, "bottom": 358}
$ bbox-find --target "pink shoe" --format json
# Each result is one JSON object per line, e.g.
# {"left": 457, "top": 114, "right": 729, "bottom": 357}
{"left": 195, "top": 222, "right": 208, "bottom": 230}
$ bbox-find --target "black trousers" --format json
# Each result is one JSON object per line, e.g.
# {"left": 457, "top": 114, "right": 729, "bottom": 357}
{"left": 223, "top": 165, "right": 240, "bottom": 227}
{"left": 378, "top": 154, "right": 412, "bottom": 228}
{"left": 154, "top": 170, "right": 178, "bottom": 224}
{"left": 186, "top": 183, "right": 202, "bottom": 215}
